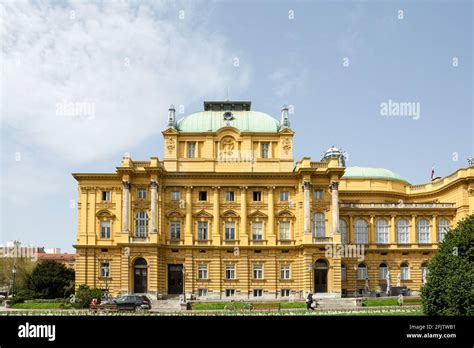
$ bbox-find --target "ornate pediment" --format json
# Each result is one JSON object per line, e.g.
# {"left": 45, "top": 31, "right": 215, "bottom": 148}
{"left": 193, "top": 209, "right": 213, "bottom": 219}
{"left": 96, "top": 209, "right": 115, "bottom": 219}
{"left": 248, "top": 210, "right": 268, "bottom": 219}
{"left": 276, "top": 209, "right": 295, "bottom": 219}
{"left": 165, "top": 209, "right": 185, "bottom": 219}
{"left": 221, "top": 209, "right": 240, "bottom": 218}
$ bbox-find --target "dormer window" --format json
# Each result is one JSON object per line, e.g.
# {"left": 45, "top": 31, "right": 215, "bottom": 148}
{"left": 187, "top": 142, "right": 196, "bottom": 158}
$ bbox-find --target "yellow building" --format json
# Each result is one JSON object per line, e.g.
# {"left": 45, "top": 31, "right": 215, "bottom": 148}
{"left": 73, "top": 101, "right": 474, "bottom": 300}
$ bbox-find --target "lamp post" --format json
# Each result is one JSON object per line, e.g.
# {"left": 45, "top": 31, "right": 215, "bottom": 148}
{"left": 11, "top": 263, "right": 17, "bottom": 298}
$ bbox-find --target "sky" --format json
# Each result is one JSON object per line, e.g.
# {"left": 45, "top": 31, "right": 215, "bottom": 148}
{"left": 0, "top": 0, "right": 472, "bottom": 252}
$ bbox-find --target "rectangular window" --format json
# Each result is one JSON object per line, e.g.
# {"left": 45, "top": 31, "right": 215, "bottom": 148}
{"left": 252, "top": 191, "right": 262, "bottom": 201}
{"left": 100, "top": 221, "right": 111, "bottom": 239}
{"left": 225, "top": 191, "right": 235, "bottom": 202}
{"left": 170, "top": 222, "right": 181, "bottom": 240}
{"left": 279, "top": 221, "right": 290, "bottom": 240}
{"left": 253, "top": 289, "right": 263, "bottom": 297}
{"left": 197, "top": 221, "right": 208, "bottom": 240}
{"left": 280, "top": 289, "right": 291, "bottom": 297}
{"left": 137, "top": 188, "right": 147, "bottom": 199}
{"left": 198, "top": 191, "right": 207, "bottom": 201}
{"left": 280, "top": 191, "right": 289, "bottom": 201}
{"left": 225, "top": 264, "right": 236, "bottom": 280}
{"left": 280, "top": 265, "right": 291, "bottom": 280}
{"left": 100, "top": 262, "right": 109, "bottom": 278}
{"left": 102, "top": 191, "right": 111, "bottom": 201}
{"left": 171, "top": 191, "right": 180, "bottom": 201}
{"left": 197, "top": 288, "right": 207, "bottom": 297}
{"left": 357, "top": 267, "right": 367, "bottom": 280}
{"left": 187, "top": 142, "right": 196, "bottom": 158}
{"left": 261, "top": 143, "right": 269, "bottom": 158}
{"left": 252, "top": 222, "right": 263, "bottom": 240}
{"left": 314, "top": 190, "right": 323, "bottom": 200}
{"left": 225, "top": 222, "right": 236, "bottom": 240}
{"left": 253, "top": 264, "right": 263, "bottom": 279}
{"left": 198, "top": 264, "right": 208, "bottom": 280}
{"left": 225, "top": 289, "right": 235, "bottom": 297}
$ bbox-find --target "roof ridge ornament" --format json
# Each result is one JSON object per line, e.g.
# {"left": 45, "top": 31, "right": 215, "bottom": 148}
{"left": 167, "top": 104, "right": 176, "bottom": 128}
{"left": 280, "top": 104, "right": 290, "bottom": 128}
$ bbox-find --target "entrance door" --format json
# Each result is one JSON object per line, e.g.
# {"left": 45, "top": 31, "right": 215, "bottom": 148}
{"left": 133, "top": 258, "right": 148, "bottom": 293}
{"left": 314, "top": 259, "right": 328, "bottom": 293}
{"left": 168, "top": 264, "right": 183, "bottom": 295}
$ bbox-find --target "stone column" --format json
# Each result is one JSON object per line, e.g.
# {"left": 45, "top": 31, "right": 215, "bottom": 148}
{"left": 411, "top": 215, "right": 417, "bottom": 244}
{"left": 240, "top": 187, "right": 248, "bottom": 245}
{"left": 122, "top": 181, "right": 130, "bottom": 233}
{"left": 213, "top": 187, "right": 220, "bottom": 245}
{"left": 369, "top": 215, "right": 375, "bottom": 244}
{"left": 185, "top": 187, "right": 193, "bottom": 244}
{"left": 268, "top": 186, "right": 275, "bottom": 243}
{"left": 303, "top": 181, "right": 311, "bottom": 235}
{"left": 432, "top": 215, "right": 437, "bottom": 243}
{"left": 390, "top": 215, "right": 396, "bottom": 244}
{"left": 330, "top": 182, "right": 340, "bottom": 235}
{"left": 150, "top": 181, "right": 158, "bottom": 233}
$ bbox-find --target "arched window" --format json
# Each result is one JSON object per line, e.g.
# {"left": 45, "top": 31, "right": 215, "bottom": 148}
{"left": 438, "top": 219, "right": 450, "bottom": 242}
{"left": 400, "top": 262, "right": 409, "bottom": 280}
{"left": 379, "top": 263, "right": 388, "bottom": 280}
{"left": 341, "top": 263, "right": 347, "bottom": 281}
{"left": 421, "top": 262, "right": 428, "bottom": 284}
{"left": 417, "top": 219, "right": 430, "bottom": 244}
{"left": 135, "top": 211, "right": 148, "bottom": 237}
{"left": 354, "top": 219, "right": 368, "bottom": 244}
{"left": 340, "top": 219, "right": 347, "bottom": 244}
{"left": 376, "top": 218, "right": 389, "bottom": 244}
{"left": 357, "top": 263, "right": 367, "bottom": 280}
{"left": 313, "top": 212, "right": 326, "bottom": 238}
{"left": 396, "top": 218, "right": 410, "bottom": 244}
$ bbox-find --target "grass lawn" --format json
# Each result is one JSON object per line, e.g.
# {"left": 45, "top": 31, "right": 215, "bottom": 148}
{"left": 11, "top": 302, "right": 71, "bottom": 309}
{"left": 191, "top": 301, "right": 307, "bottom": 310}
{"left": 362, "top": 297, "right": 421, "bottom": 307}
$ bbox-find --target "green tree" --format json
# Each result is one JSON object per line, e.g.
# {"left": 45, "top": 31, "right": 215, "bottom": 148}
{"left": 0, "top": 257, "right": 36, "bottom": 291}
{"left": 26, "top": 260, "right": 75, "bottom": 299}
{"left": 421, "top": 214, "right": 474, "bottom": 315}
{"left": 74, "top": 284, "right": 103, "bottom": 308}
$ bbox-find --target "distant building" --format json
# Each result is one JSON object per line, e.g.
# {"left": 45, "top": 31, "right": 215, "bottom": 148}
{"left": 37, "top": 253, "right": 76, "bottom": 269}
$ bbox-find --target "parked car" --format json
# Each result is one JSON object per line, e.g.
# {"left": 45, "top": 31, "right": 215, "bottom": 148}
{"left": 112, "top": 295, "right": 152, "bottom": 312}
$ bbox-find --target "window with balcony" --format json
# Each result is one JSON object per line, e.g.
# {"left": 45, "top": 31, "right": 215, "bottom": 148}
{"left": 279, "top": 221, "right": 290, "bottom": 240}
{"left": 225, "top": 264, "right": 236, "bottom": 280}
{"left": 438, "top": 218, "right": 450, "bottom": 242}
{"left": 376, "top": 218, "right": 389, "bottom": 244}
{"left": 253, "top": 264, "right": 263, "bottom": 279}
{"left": 417, "top": 219, "right": 430, "bottom": 244}
{"left": 225, "top": 222, "right": 236, "bottom": 240}
{"left": 135, "top": 211, "right": 148, "bottom": 237}
{"left": 396, "top": 218, "right": 410, "bottom": 244}
{"left": 170, "top": 221, "right": 181, "bottom": 240}
{"left": 354, "top": 218, "right": 368, "bottom": 244}
{"left": 100, "top": 221, "right": 111, "bottom": 239}
{"left": 280, "top": 265, "right": 291, "bottom": 280}
{"left": 313, "top": 212, "right": 325, "bottom": 238}
{"left": 197, "top": 221, "right": 208, "bottom": 240}
{"left": 252, "top": 222, "right": 263, "bottom": 240}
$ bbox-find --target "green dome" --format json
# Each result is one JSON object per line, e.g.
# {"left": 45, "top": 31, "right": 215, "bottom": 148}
{"left": 176, "top": 111, "right": 280, "bottom": 133}
{"left": 342, "top": 166, "right": 410, "bottom": 184}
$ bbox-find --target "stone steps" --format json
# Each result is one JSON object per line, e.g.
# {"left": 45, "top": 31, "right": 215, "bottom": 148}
{"left": 151, "top": 299, "right": 182, "bottom": 312}
{"left": 315, "top": 298, "right": 361, "bottom": 310}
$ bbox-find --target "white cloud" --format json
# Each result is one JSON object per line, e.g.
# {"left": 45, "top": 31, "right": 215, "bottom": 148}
{"left": 269, "top": 67, "right": 306, "bottom": 99}
{"left": 0, "top": 0, "right": 251, "bottom": 163}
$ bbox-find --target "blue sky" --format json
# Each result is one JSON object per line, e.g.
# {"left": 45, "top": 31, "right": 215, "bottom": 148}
{"left": 1, "top": 0, "right": 472, "bottom": 252}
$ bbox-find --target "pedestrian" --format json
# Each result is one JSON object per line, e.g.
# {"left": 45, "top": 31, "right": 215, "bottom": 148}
{"left": 306, "top": 292, "right": 314, "bottom": 310}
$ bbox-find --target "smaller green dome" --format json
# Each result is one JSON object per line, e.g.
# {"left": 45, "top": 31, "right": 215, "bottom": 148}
{"left": 342, "top": 166, "right": 409, "bottom": 184}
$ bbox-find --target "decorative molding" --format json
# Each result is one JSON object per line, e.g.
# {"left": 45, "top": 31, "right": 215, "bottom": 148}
{"left": 248, "top": 210, "right": 268, "bottom": 219}
{"left": 193, "top": 209, "right": 213, "bottom": 219}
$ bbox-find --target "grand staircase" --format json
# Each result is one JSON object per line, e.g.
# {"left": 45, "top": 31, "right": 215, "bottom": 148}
{"left": 314, "top": 296, "right": 362, "bottom": 310}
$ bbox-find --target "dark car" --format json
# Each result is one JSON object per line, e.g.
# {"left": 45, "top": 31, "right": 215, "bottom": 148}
{"left": 112, "top": 295, "right": 152, "bottom": 312}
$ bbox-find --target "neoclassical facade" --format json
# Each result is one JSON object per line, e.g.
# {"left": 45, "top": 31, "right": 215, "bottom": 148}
{"left": 73, "top": 101, "right": 474, "bottom": 300}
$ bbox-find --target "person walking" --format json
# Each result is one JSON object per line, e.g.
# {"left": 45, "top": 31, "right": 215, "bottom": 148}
{"left": 306, "top": 292, "right": 314, "bottom": 310}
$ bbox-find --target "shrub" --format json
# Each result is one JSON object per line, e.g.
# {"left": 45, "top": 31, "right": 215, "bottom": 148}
{"left": 74, "top": 284, "right": 103, "bottom": 308}
{"left": 421, "top": 214, "right": 474, "bottom": 315}
{"left": 11, "top": 289, "right": 37, "bottom": 305}
{"left": 26, "top": 260, "right": 75, "bottom": 299}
